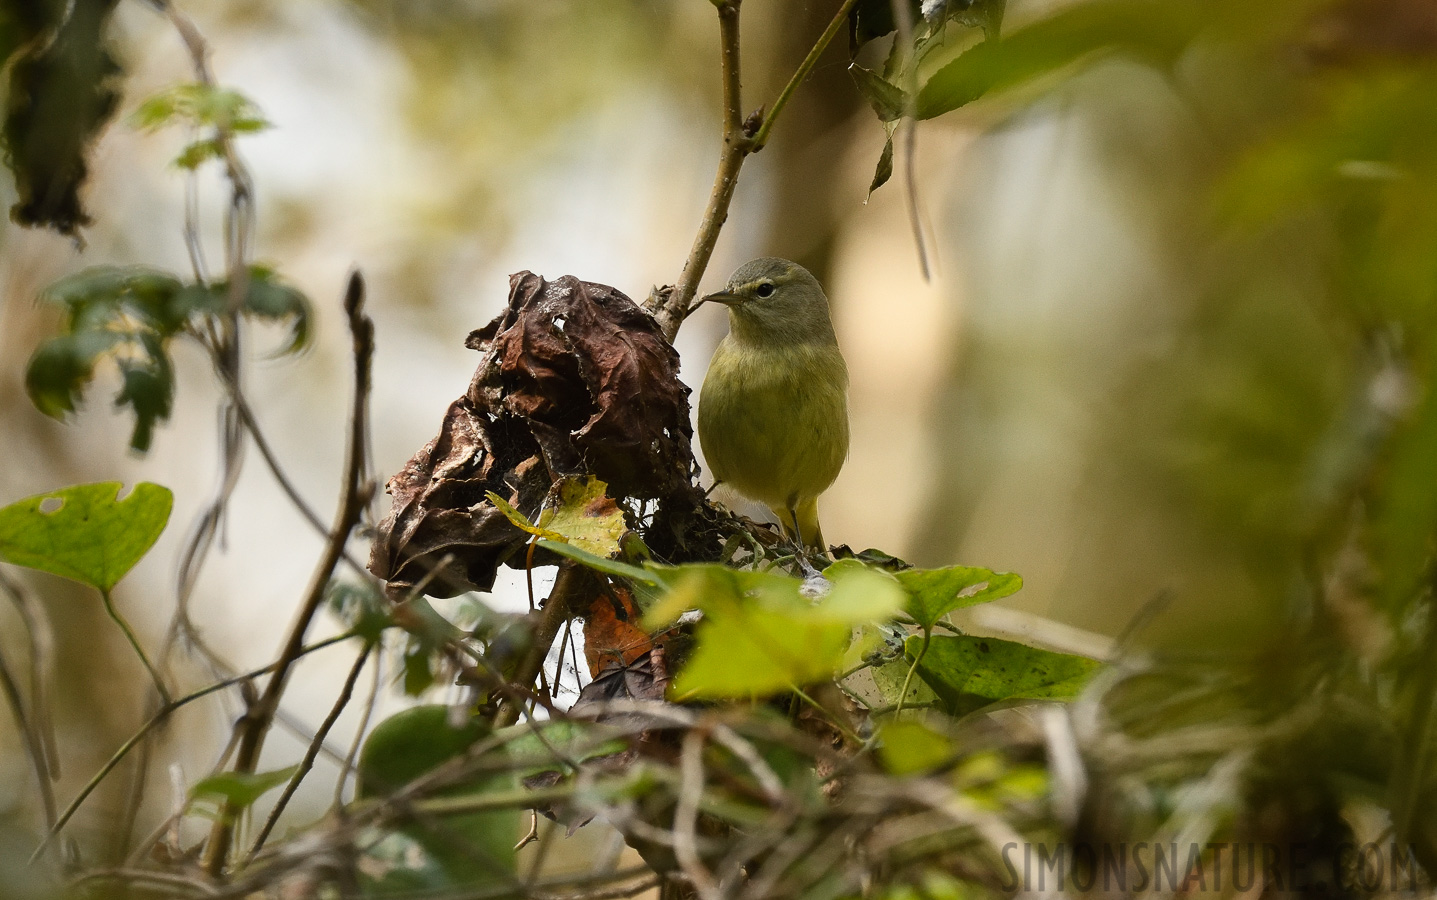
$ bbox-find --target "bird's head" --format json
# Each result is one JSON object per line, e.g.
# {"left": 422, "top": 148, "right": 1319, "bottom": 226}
{"left": 700, "top": 257, "right": 837, "bottom": 346}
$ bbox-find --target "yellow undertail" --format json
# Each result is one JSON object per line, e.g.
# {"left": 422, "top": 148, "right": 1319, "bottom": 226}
{"left": 772, "top": 496, "right": 826, "bottom": 553}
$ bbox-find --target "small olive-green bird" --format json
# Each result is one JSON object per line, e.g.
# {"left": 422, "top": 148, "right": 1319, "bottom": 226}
{"left": 697, "top": 258, "right": 850, "bottom": 552}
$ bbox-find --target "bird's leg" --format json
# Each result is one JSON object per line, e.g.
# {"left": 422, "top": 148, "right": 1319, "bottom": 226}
{"left": 788, "top": 503, "right": 823, "bottom": 579}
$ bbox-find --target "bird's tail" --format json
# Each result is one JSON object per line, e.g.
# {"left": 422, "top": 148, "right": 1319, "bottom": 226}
{"left": 774, "top": 497, "right": 826, "bottom": 553}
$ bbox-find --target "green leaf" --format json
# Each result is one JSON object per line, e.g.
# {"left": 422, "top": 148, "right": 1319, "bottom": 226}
{"left": 402, "top": 642, "right": 437, "bottom": 696}
{"left": 850, "top": 65, "right": 907, "bottom": 122}
{"left": 113, "top": 332, "right": 175, "bottom": 453}
{"left": 130, "top": 82, "right": 270, "bottom": 136}
{"left": 487, "top": 491, "right": 538, "bottom": 532}
{"left": 357, "top": 705, "right": 517, "bottom": 891}
{"left": 896, "top": 564, "right": 1022, "bottom": 631}
{"left": 235, "top": 265, "right": 312, "bottom": 355}
{"left": 358, "top": 706, "right": 490, "bottom": 797}
{"left": 492, "top": 477, "right": 630, "bottom": 561}
{"left": 174, "top": 137, "right": 222, "bottom": 170}
{"left": 24, "top": 330, "right": 123, "bottom": 418}
{"left": 39, "top": 265, "right": 186, "bottom": 333}
{"left": 658, "top": 561, "right": 904, "bottom": 699}
{"left": 0, "top": 482, "right": 173, "bottom": 592}
{"left": 915, "top": 0, "right": 1199, "bottom": 121}
{"left": 190, "top": 765, "right": 298, "bottom": 811}
{"left": 878, "top": 719, "right": 953, "bottom": 775}
{"left": 491, "top": 718, "right": 627, "bottom": 777}
{"left": 871, "top": 654, "right": 940, "bottom": 707}
{"left": 907, "top": 634, "right": 1101, "bottom": 717}
{"left": 869, "top": 131, "right": 896, "bottom": 198}
{"left": 820, "top": 558, "right": 908, "bottom": 621}
{"left": 327, "top": 579, "right": 394, "bottom": 642}
{"left": 27, "top": 265, "right": 192, "bottom": 450}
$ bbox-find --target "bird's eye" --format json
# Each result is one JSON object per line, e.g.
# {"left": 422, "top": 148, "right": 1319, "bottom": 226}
{"left": 755, "top": 282, "right": 775, "bottom": 298}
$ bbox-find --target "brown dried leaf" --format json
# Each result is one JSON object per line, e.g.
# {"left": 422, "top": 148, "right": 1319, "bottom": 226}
{"left": 582, "top": 585, "right": 653, "bottom": 677}
{"left": 369, "top": 272, "right": 698, "bottom": 598}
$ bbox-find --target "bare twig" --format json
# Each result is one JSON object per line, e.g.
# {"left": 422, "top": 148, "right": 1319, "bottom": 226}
{"left": 203, "top": 273, "right": 375, "bottom": 876}
{"left": 0, "top": 640, "right": 55, "bottom": 827}
{"left": 494, "top": 564, "right": 588, "bottom": 727}
{"left": 0, "top": 570, "right": 59, "bottom": 780}
{"left": 333, "top": 632, "right": 383, "bottom": 811}
{"left": 673, "top": 727, "right": 721, "bottom": 900}
{"left": 246, "top": 640, "right": 376, "bottom": 860}
{"left": 654, "top": 0, "right": 861, "bottom": 341}
{"left": 71, "top": 867, "right": 218, "bottom": 897}
{"left": 749, "top": 0, "right": 862, "bottom": 151}
{"left": 891, "top": 0, "right": 932, "bottom": 281}
{"left": 655, "top": 0, "right": 748, "bottom": 342}
{"left": 29, "top": 631, "right": 358, "bottom": 865}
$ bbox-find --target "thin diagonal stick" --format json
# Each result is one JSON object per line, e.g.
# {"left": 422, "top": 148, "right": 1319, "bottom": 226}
{"left": 247, "top": 640, "right": 375, "bottom": 859}
{"left": 29, "top": 631, "right": 357, "bottom": 865}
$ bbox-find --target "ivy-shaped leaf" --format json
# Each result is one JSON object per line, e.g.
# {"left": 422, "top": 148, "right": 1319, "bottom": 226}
{"left": 648, "top": 561, "right": 904, "bottom": 699}
{"left": 906, "top": 634, "right": 1101, "bottom": 717}
{"left": 0, "top": 482, "right": 172, "bottom": 592}
{"left": 896, "top": 564, "right": 1022, "bottom": 631}
{"left": 489, "top": 476, "right": 628, "bottom": 561}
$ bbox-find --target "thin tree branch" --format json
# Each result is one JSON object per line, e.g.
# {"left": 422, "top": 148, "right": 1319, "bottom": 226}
{"left": 333, "top": 633, "right": 383, "bottom": 811}
{"left": 28, "top": 631, "right": 358, "bottom": 865}
{"left": 673, "top": 727, "right": 721, "bottom": 900}
{"left": 212, "top": 364, "right": 371, "bottom": 577}
{"left": 100, "top": 589, "right": 171, "bottom": 705}
{"left": 749, "top": 0, "right": 862, "bottom": 151}
{"left": 0, "top": 641, "right": 54, "bottom": 827}
{"left": 203, "top": 272, "right": 374, "bottom": 876}
{"left": 654, "top": 0, "right": 872, "bottom": 340}
{"left": 656, "top": 0, "right": 749, "bottom": 342}
{"left": 0, "top": 570, "right": 59, "bottom": 780}
{"left": 891, "top": 0, "right": 932, "bottom": 280}
{"left": 494, "top": 564, "right": 588, "bottom": 727}
{"left": 246, "top": 640, "right": 375, "bottom": 860}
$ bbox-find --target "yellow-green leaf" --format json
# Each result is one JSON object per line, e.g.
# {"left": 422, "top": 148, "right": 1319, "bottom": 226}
{"left": 878, "top": 719, "right": 954, "bottom": 776}
{"left": 0, "top": 482, "right": 173, "bottom": 591}
{"left": 534, "top": 475, "right": 628, "bottom": 558}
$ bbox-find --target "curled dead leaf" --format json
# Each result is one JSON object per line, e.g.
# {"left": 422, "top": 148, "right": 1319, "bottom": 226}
{"left": 369, "top": 272, "right": 702, "bottom": 598}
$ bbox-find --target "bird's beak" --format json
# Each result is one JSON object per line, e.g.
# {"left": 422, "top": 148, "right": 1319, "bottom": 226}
{"left": 701, "top": 290, "right": 745, "bottom": 306}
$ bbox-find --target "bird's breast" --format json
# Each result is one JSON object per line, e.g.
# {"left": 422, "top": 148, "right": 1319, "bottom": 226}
{"left": 697, "top": 337, "right": 850, "bottom": 508}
